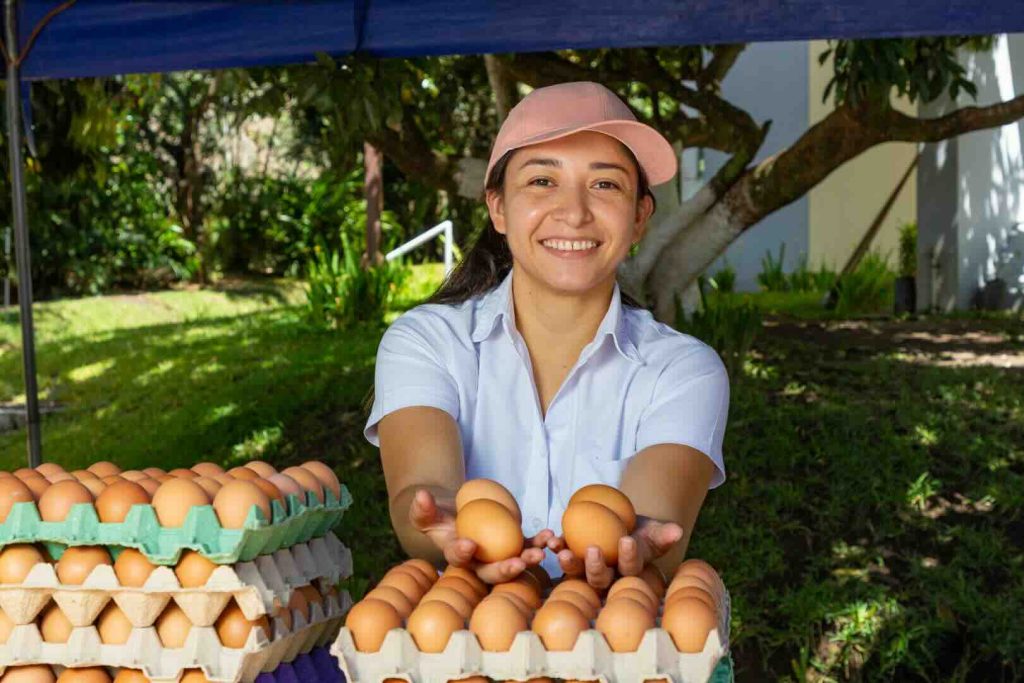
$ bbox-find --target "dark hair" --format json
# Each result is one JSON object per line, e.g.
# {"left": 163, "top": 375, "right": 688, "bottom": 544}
{"left": 425, "top": 142, "right": 655, "bottom": 308}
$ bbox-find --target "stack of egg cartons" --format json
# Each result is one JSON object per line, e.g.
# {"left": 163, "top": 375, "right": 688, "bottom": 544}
{"left": 0, "top": 459, "right": 353, "bottom": 683}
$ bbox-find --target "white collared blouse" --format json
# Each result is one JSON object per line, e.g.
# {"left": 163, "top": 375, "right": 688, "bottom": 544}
{"left": 365, "top": 268, "right": 730, "bottom": 575}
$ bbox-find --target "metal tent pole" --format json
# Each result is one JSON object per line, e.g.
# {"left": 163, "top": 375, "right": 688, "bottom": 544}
{"left": 4, "top": 0, "right": 42, "bottom": 466}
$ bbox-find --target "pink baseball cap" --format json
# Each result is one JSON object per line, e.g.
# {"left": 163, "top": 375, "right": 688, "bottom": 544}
{"left": 485, "top": 81, "right": 678, "bottom": 187}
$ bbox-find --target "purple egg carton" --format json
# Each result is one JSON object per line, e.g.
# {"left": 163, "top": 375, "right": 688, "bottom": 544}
{"left": 257, "top": 647, "right": 343, "bottom": 683}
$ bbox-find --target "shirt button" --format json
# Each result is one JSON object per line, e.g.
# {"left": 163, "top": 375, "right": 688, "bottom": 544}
{"left": 531, "top": 517, "right": 543, "bottom": 529}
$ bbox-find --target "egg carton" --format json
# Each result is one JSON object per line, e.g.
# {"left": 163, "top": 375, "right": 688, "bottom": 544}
{"left": 0, "top": 533, "right": 351, "bottom": 627}
{"left": 254, "top": 647, "right": 343, "bottom": 683}
{"left": 0, "top": 591, "right": 352, "bottom": 683}
{"left": 331, "top": 591, "right": 730, "bottom": 683}
{"left": 0, "top": 486, "right": 352, "bottom": 565}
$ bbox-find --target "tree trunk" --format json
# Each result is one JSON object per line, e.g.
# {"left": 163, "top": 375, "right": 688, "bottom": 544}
{"left": 363, "top": 141, "right": 385, "bottom": 268}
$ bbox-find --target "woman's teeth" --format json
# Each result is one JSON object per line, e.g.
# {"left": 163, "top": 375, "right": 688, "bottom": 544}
{"left": 541, "top": 239, "right": 598, "bottom": 251}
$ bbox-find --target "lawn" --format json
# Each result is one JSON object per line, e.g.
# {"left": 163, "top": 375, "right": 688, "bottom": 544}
{"left": 1, "top": 272, "right": 1021, "bottom": 681}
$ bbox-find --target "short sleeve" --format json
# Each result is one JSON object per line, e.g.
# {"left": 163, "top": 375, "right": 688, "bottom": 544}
{"left": 363, "top": 312, "right": 461, "bottom": 447}
{"left": 634, "top": 344, "right": 730, "bottom": 488}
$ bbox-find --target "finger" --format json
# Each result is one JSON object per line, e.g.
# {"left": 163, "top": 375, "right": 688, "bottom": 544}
{"left": 527, "top": 529, "right": 554, "bottom": 549}
{"left": 477, "top": 557, "right": 526, "bottom": 584}
{"left": 443, "top": 538, "right": 477, "bottom": 568}
{"left": 519, "top": 547, "right": 546, "bottom": 565}
{"left": 558, "top": 549, "right": 585, "bottom": 577}
{"left": 643, "top": 522, "right": 684, "bottom": 556}
{"left": 584, "top": 546, "right": 614, "bottom": 590}
{"left": 617, "top": 535, "right": 645, "bottom": 577}
{"left": 546, "top": 534, "right": 566, "bottom": 553}
{"left": 408, "top": 489, "right": 438, "bottom": 530}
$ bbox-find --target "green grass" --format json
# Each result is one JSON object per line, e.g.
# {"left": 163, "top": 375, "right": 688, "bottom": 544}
{"left": 1, "top": 272, "right": 1021, "bottom": 681}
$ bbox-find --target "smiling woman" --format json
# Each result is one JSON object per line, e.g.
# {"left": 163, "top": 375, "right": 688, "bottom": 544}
{"left": 367, "top": 81, "right": 730, "bottom": 589}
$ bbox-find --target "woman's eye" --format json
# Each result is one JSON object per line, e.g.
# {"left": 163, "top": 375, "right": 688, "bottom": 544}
{"left": 595, "top": 180, "right": 621, "bottom": 190}
{"left": 529, "top": 178, "right": 553, "bottom": 187}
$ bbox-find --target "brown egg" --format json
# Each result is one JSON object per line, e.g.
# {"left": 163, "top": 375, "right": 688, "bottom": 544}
{"left": 154, "top": 474, "right": 173, "bottom": 483}
{"left": 244, "top": 461, "right": 277, "bottom": 478}
{"left": 0, "top": 544, "right": 46, "bottom": 583}
{"left": 155, "top": 603, "right": 191, "bottom": 647}
{"left": 406, "top": 600, "right": 463, "bottom": 653}
{"left": 442, "top": 566, "right": 487, "bottom": 598}
{"left": 287, "top": 587, "right": 310, "bottom": 623}
{"left": 434, "top": 576, "right": 480, "bottom": 605}
{"left": 389, "top": 566, "right": 433, "bottom": 592}
{"left": 191, "top": 477, "right": 222, "bottom": 498}
{"left": 45, "top": 472, "right": 75, "bottom": 484}
{"left": 79, "top": 478, "right": 108, "bottom": 498}
{"left": 487, "top": 591, "right": 533, "bottom": 618}
{"left": 38, "top": 602, "right": 73, "bottom": 643}
{"left": 596, "top": 598, "right": 654, "bottom": 652}
{"left": 251, "top": 479, "right": 284, "bottom": 509}
{"left": 111, "top": 670, "right": 149, "bottom": 683}
{"left": 2, "top": 666, "right": 57, "bottom": 683}
{"left": 662, "top": 597, "right": 717, "bottom": 653}
{"left": 608, "top": 589, "right": 657, "bottom": 614}
{"left": 546, "top": 592, "right": 597, "bottom": 620}
{"left": 420, "top": 586, "right": 473, "bottom": 619}
{"left": 34, "top": 463, "right": 66, "bottom": 479}
{"left": 675, "top": 559, "right": 725, "bottom": 595}
{"left": 0, "top": 477, "right": 35, "bottom": 521}
{"left": 55, "top": 668, "right": 111, "bottom": 683}
{"left": 178, "top": 671, "right": 210, "bottom": 683}
{"left": 531, "top": 601, "right": 589, "bottom": 651}
{"left": 403, "top": 559, "right": 439, "bottom": 584}
{"left": 455, "top": 479, "right": 521, "bottom": 523}
{"left": 665, "top": 585, "right": 718, "bottom": 612}
{"left": 297, "top": 584, "right": 323, "bottom": 613}
{"left": 151, "top": 479, "right": 210, "bottom": 527}
{"left": 95, "top": 481, "right": 150, "bottom": 523}
{"left": 140, "top": 468, "right": 164, "bottom": 479}
{"left": 266, "top": 474, "right": 302, "bottom": 502}
{"left": 273, "top": 598, "right": 293, "bottom": 632}
{"left": 0, "top": 607, "right": 14, "bottom": 644}
{"left": 189, "top": 463, "right": 223, "bottom": 478}
{"left": 119, "top": 471, "right": 146, "bottom": 482}
{"left": 299, "top": 461, "right": 341, "bottom": 500}
{"left": 37, "top": 480, "right": 94, "bottom": 522}
{"left": 667, "top": 574, "right": 717, "bottom": 601}
{"left": 280, "top": 467, "right": 323, "bottom": 503}
{"left": 455, "top": 499, "right": 523, "bottom": 563}
{"left": 366, "top": 586, "right": 414, "bottom": 619}
{"left": 212, "top": 480, "right": 271, "bottom": 528}
{"left": 12, "top": 468, "right": 37, "bottom": 479}
{"left": 608, "top": 577, "right": 659, "bottom": 608}
{"left": 22, "top": 476, "right": 51, "bottom": 500}
{"left": 469, "top": 596, "right": 528, "bottom": 651}
{"left": 568, "top": 484, "right": 637, "bottom": 532}
{"left": 96, "top": 603, "right": 134, "bottom": 644}
{"left": 113, "top": 548, "right": 156, "bottom": 587}
{"left": 70, "top": 470, "right": 98, "bottom": 482}
{"left": 379, "top": 569, "right": 427, "bottom": 603}
{"left": 100, "top": 475, "right": 124, "bottom": 486}
{"left": 215, "top": 600, "right": 270, "bottom": 648}
{"left": 491, "top": 580, "right": 542, "bottom": 610}
{"left": 551, "top": 579, "right": 601, "bottom": 612}
{"left": 87, "top": 462, "right": 121, "bottom": 477}
{"left": 167, "top": 468, "right": 197, "bottom": 479}
{"left": 523, "top": 564, "right": 552, "bottom": 593}
{"left": 345, "top": 599, "right": 402, "bottom": 652}
{"left": 174, "top": 550, "right": 217, "bottom": 588}
{"left": 135, "top": 479, "right": 161, "bottom": 497}
{"left": 56, "top": 546, "right": 112, "bottom": 584}
{"left": 639, "top": 564, "right": 667, "bottom": 599}
{"left": 225, "top": 467, "right": 258, "bottom": 481}
{"left": 561, "top": 501, "right": 626, "bottom": 565}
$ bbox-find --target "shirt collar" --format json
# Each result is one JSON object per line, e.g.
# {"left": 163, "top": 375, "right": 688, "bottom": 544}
{"left": 470, "top": 269, "right": 644, "bottom": 365}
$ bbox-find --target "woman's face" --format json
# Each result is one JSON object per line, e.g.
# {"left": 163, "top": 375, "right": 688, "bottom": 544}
{"left": 486, "top": 131, "right": 654, "bottom": 298}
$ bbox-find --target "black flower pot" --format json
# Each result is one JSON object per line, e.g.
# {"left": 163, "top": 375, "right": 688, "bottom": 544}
{"left": 894, "top": 275, "right": 916, "bottom": 315}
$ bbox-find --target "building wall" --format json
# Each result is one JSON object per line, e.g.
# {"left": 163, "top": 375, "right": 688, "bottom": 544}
{"left": 806, "top": 40, "right": 919, "bottom": 275}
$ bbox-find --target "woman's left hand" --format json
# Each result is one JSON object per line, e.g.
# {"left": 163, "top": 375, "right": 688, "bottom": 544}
{"left": 556, "top": 516, "right": 683, "bottom": 589}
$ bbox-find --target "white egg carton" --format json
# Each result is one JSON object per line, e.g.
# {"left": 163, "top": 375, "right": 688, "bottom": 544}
{"left": 0, "top": 533, "right": 351, "bottom": 627}
{"left": 331, "top": 590, "right": 730, "bottom": 683}
{"left": 0, "top": 590, "right": 351, "bottom": 683}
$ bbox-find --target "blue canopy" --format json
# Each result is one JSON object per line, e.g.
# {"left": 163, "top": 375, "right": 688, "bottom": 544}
{"left": 14, "top": 0, "right": 1024, "bottom": 81}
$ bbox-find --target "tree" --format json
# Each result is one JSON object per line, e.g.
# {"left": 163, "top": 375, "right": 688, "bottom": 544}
{"left": 301, "top": 37, "right": 1022, "bottom": 321}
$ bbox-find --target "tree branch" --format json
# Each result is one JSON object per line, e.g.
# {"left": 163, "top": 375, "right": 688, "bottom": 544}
{"left": 880, "top": 94, "right": 1024, "bottom": 142}
{"left": 698, "top": 44, "right": 745, "bottom": 91}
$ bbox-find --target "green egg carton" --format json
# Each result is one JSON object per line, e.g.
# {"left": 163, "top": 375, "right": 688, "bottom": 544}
{"left": 0, "top": 485, "right": 352, "bottom": 565}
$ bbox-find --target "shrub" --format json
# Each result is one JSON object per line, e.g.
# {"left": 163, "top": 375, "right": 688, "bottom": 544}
{"left": 710, "top": 262, "right": 737, "bottom": 293}
{"left": 303, "top": 233, "right": 409, "bottom": 330}
{"left": 834, "top": 251, "right": 895, "bottom": 316}
{"left": 674, "top": 278, "right": 762, "bottom": 381}
{"left": 788, "top": 255, "right": 838, "bottom": 293}
{"left": 757, "top": 244, "right": 789, "bottom": 292}
{"left": 898, "top": 221, "right": 917, "bottom": 278}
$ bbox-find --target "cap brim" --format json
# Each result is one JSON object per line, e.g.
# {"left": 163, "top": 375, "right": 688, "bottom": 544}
{"left": 488, "top": 120, "right": 678, "bottom": 187}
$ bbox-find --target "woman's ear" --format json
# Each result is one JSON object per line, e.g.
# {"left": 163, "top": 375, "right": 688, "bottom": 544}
{"left": 632, "top": 194, "right": 655, "bottom": 245}
{"left": 486, "top": 189, "right": 507, "bottom": 236}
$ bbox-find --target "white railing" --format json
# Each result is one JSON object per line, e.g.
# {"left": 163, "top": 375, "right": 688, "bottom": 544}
{"left": 385, "top": 220, "right": 454, "bottom": 275}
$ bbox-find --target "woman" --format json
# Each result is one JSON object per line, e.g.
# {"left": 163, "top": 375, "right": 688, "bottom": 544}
{"left": 365, "top": 81, "right": 730, "bottom": 589}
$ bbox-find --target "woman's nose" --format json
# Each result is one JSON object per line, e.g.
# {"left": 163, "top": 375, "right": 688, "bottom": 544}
{"left": 553, "top": 184, "right": 593, "bottom": 227}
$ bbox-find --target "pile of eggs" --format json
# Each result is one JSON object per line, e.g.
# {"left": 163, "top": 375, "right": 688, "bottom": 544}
{"left": 0, "top": 460, "right": 341, "bottom": 529}
{"left": 0, "top": 665, "right": 214, "bottom": 683}
{"left": 345, "top": 556, "right": 725, "bottom": 661}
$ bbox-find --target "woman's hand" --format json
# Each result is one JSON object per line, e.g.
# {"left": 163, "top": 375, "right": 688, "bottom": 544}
{"left": 556, "top": 516, "right": 683, "bottom": 589}
{"left": 409, "top": 488, "right": 558, "bottom": 584}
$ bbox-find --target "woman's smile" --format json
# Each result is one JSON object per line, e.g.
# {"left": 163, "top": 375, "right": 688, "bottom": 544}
{"left": 539, "top": 237, "right": 603, "bottom": 259}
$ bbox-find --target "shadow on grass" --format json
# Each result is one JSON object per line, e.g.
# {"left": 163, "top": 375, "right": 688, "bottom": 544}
{"left": 700, "top": 318, "right": 1024, "bottom": 681}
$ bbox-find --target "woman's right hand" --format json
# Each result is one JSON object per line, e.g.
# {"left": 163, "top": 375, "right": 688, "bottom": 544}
{"left": 409, "top": 488, "right": 551, "bottom": 584}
